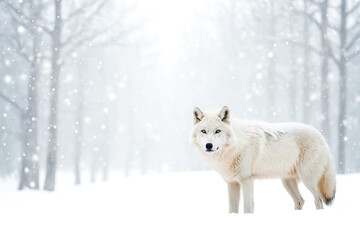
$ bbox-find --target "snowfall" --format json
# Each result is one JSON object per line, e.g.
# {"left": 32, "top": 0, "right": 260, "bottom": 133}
{"left": 1, "top": 171, "right": 359, "bottom": 240}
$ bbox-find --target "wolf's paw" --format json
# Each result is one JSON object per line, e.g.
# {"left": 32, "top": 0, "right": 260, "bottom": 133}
{"left": 295, "top": 198, "right": 305, "bottom": 210}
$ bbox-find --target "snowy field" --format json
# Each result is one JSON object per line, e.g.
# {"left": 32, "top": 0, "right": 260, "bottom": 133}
{"left": 1, "top": 171, "right": 359, "bottom": 240}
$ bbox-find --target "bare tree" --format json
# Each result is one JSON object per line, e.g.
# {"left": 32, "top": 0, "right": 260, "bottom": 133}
{"left": 43, "top": 0, "right": 62, "bottom": 191}
{"left": 287, "top": 0, "right": 298, "bottom": 121}
{"left": 250, "top": 0, "right": 280, "bottom": 120}
{"left": 74, "top": 68, "right": 85, "bottom": 185}
{"left": 319, "top": 0, "right": 331, "bottom": 141}
{"left": 43, "top": 0, "right": 122, "bottom": 190}
{"left": 0, "top": 0, "right": 44, "bottom": 190}
{"left": 218, "top": 0, "right": 242, "bottom": 82}
{"left": 295, "top": 0, "right": 331, "bottom": 139}
{"left": 329, "top": 0, "right": 360, "bottom": 173}
{"left": 302, "top": 0, "right": 311, "bottom": 124}
{"left": 267, "top": 0, "right": 277, "bottom": 119}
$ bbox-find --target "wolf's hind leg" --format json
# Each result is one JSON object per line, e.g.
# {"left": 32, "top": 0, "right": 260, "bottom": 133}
{"left": 281, "top": 178, "right": 305, "bottom": 210}
{"left": 227, "top": 182, "right": 240, "bottom": 213}
{"left": 301, "top": 179, "right": 324, "bottom": 209}
{"left": 298, "top": 165, "right": 325, "bottom": 209}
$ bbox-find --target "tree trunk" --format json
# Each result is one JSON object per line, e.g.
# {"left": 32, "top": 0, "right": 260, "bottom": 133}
{"left": 102, "top": 121, "right": 110, "bottom": 182}
{"left": 18, "top": 119, "right": 28, "bottom": 190}
{"left": 44, "top": 67, "right": 60, "bottom": 191}
{"left": 229, "top": 0, "right": 240, "bottom": 83}
{"left": 74, "top": 108, "right": 82, "bottom": 185}
{"left": 338, "top": 62, "right": 347, "bottom": 174}
{"left": 302, "top": 0, "right": 310, "bottom": 124}
{"left": 267, "top": 0, "right": 276, "bottom": 119}
{"left": 288, "top": 0, "right": 297, "bottom": 121}
{"left": 91, "top": 152, "right": 97, "bottom": 183}
{"left": 320, "top": 0, "right": 330, "bottom": 141}
{"left": 102, "top": 154, "right": 109, "bottom": 181}
{"left": 44, "top": 0, "right": 62, "bottom": 191}
{"left": 24, "top": 25, "right": 41, "bottom": 189}
{"left": 74, "top": 77, "right": 84, "bottom": 185}
{"left": 18, "top": 0, "right": 41, "bottom": 190}
{"left": 337, "top": 0, "right": 347, "bottom": 174}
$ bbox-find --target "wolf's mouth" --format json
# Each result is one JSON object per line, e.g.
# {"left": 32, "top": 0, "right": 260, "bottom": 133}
{"left": 206, "top": 147, "right": 219, "bottom": 153}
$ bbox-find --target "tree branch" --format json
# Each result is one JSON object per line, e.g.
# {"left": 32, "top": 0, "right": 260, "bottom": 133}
{"left": 0, "top": 33, "right": 31, "bottom": 63}
{"left": 62, "top": 19, "right": 121, "bottom": 58}
{"left": 94, "top": 22, "right": 143, "bottom": 48}
{"left": 0, "top": 0, "right": 51, "bottom": 33}
{"left": 63, "top": 0, "right": 99, "bottom": 23}
{"left": 0, "top": 0, "right": 51, "bottom": 34}
{"left": 347, "top": 2, "right": 360, "bottom": 16}
{"left": 0, "top": 92, "right": 25, "bottom": 116}
{"left": 348, "top": 49, "right": 360, "bottom": 61}
{"left": 60, "top": 0, "right": 109, "bottom": 47}
{"left": 297, "top": 42, "right": 322, "bottom": 55}
{"left": 293, "top": 9, "right": 321, "bottom": 30}
{"left": 347, "top": 19, "right": 359, "bottom": 32}
{"left": 62, "top": 1, "right": 138, "bottom": 57}
{"left": 329, "top": 23, "right": 340, "bottom": 33}
{"left": 328, "top": 44, "right": 340, "bottom": 67}
{"left": 307, "top": 13, "right": 322, "bottom": 30}
{"left": 346, "top": 31, "right": 360, "bottom": 51}
{"left": 308, "top": 0, "right": 321, "bottom": 6}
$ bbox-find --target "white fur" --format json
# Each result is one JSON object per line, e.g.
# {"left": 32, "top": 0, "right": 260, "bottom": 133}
{"left": 191, "top": 106, "right": 336, "bottom": 213}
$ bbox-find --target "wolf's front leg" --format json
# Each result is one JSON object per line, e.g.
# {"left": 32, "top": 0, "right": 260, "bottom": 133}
{"left": 227, "top": 182, "right": 240, "bottom": 213}
{"left": 242, "top": 179, "right": 254, "bottom": 213}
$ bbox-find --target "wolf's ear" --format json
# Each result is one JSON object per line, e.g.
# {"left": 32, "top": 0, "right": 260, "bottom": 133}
{"left": 218, "top": 106, "right": 230, "bottom": 123}
{"left": 193, "top": 107, "right": 204, "bottom": 123}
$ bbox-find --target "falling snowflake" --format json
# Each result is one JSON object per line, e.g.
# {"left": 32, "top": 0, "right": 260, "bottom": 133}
{"left": 64, "top": 98, "right": 71, "bottom": 106}
{"left": 119, "top": 82, "right": 126, "bottom": 88}
{"left": 32, "top": 154, "right": 39, "bottom": 161}
{"left": 4, "top": 75, "right": 12, "bottom": 83}
{"left": 108, "top": 92, "right": 116, "bottom": 101}
{"left": 17, "top": 26, "right": 25, "bottom": 34}
{"left": 256, "top": 73, "right": 263, "bottom": 79}
{"left": 84, "top": 117, "right": 91, "bottom": 124}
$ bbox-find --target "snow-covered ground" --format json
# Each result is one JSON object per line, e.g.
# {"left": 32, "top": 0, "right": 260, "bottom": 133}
{"left": 1, "top": 171, "right": 359, "bottom": 240}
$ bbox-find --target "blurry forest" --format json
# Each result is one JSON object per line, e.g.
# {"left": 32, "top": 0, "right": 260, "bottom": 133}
{"left": 0, "top": 0, "right": 359, "bottom": 190}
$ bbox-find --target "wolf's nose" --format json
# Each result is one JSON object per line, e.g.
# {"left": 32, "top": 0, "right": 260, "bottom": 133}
{"left": 206, "top": 143, "right": 213, "bottom": 150}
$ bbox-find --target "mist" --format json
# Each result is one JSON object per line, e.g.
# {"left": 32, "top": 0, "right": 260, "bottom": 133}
{"left": 1, "top": 0, "right": 360, "bottom": 190}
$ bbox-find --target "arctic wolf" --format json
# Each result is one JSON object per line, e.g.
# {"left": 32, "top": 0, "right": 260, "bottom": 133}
{"left": 191, "top": 106, "right": 336, "bottom": 213}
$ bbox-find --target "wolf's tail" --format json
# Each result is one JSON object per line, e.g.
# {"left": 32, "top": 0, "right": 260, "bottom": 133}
{"left": 318, "top": 160, "right": 336, "bottom": 205}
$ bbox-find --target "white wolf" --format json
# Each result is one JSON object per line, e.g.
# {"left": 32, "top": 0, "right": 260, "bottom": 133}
{"left": 191, "top": 106, "right": 336, "bottom": 213}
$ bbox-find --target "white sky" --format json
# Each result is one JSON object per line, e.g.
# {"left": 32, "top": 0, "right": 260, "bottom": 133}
{"left": 133, "top": 0, "right": 209, "bottom": 57}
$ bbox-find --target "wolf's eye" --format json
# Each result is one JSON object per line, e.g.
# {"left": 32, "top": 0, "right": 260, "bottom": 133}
{"left": 201, "top": 129, "right": 206, "bottom": 134}
{"left": 215, "top": 129, "right": 221, "bottom": 134}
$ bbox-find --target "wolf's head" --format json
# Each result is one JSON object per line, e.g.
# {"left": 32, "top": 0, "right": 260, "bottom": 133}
{"left": 191, "top": 106, "right": 237, "bottom": 155}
